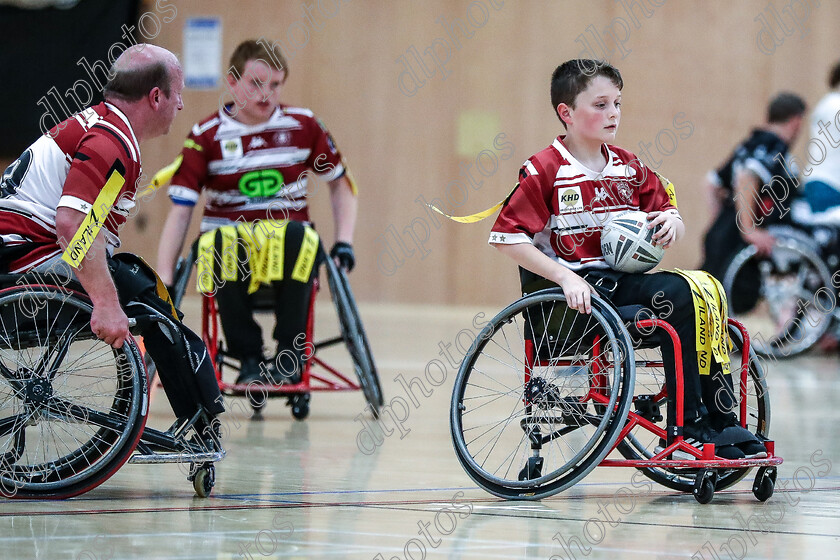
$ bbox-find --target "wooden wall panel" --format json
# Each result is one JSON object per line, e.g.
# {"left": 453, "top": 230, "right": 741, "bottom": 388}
{"left": 47, "top": 0, "right": 840, "bottom": 305}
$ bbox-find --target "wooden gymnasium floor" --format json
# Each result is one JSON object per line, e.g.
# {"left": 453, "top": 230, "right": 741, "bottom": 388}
{"left": 1, "top": 296, "right": 839, "bottom": 560}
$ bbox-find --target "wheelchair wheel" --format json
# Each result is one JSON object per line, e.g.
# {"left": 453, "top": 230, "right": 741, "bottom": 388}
{"left": 324, "top": 257, "right": 383, "bottom": 415}
{"left": 0, "top": 286, "right": 147, "bottom": 499}
{"left": 450, "top": 289, "right": 635, "bottom": 500}
{"left": 723, "top": 228, "right": 834, "bottom": 359}
{"left": 616, "top": 321, "right": 770, "bottom": 492}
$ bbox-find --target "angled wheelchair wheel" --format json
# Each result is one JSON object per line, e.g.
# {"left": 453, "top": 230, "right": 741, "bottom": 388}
{"left": 450, "top": 289, "right": 635, "bottom": 500}
{"left": 0, "top": 286, "right": 147, "bottom": 499}
{"left": 324, "top": 257, "right": 383, "bottom": 415}
{"left": 723, "top": 227, "right": 834, "bottom": 359}
{"left": 616, "top": 321, "right": 770, "bottom": 492}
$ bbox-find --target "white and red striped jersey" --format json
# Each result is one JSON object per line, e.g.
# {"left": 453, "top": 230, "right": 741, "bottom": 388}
{"left": 169, "top": 104, "right": 345, "bottom": 232}
{"left": 0, "top": 102, "right": 142, "bottom": 272}
{"left": 490, "top": 136, "right": 675, "bottom": 271}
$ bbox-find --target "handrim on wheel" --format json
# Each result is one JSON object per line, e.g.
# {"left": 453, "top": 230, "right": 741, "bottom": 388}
{"left": 450, "top": 289, "right": 635, "bottom": 500}
{"left": 0, "top": 285, "right": 147, "bottom": 499}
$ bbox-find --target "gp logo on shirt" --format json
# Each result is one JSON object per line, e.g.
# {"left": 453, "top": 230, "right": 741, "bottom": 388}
{"left": 558, "top": 186, "right": 583, "bottom": 212}
{"left": 239, "top": 169, "right": 285, "bottom": 197}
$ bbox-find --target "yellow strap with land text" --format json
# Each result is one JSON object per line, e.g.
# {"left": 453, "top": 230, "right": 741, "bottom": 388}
{"left": 61, "top": 167, "right": 125, "bottom": 268}
{"left": 671, "top": 269, "right": 730, "bottom": 376}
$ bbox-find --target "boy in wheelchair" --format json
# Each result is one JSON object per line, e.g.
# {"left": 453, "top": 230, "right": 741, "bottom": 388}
{"left": 489, "top": 59, "right": 766, "bottom": 460}
{"left": 156, "top": 40, "right": 357, "bottom": 386}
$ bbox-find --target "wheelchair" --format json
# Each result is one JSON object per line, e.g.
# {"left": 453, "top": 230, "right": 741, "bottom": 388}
{"left": 449, "top": 288, "right": 781, "bottom": 503}
{"left": 169, "top": 241, "right": 383, "bottom": 421}
{"left": 722, "top": 222, "right": 840, "bottom": 358}
{"left": 0, "top": 276, "right": 225, "bottom": 500}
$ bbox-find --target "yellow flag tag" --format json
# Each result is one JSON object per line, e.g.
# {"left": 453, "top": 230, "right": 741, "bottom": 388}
{"left": 655, "top": 172, "right": 678, "bottom": 209}
{"left": 139, "top": 154, "right": 184, "bottom": 199}
{"left": 61, "top": 164, "right": 126, "bottom": 268}
{"left": 427, "top": 183, "right": 519, "bottom": 224}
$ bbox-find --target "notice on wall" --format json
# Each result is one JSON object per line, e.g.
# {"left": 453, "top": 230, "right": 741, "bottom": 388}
{"left": 183, "top": 17, "right": 222, "bottom": 89}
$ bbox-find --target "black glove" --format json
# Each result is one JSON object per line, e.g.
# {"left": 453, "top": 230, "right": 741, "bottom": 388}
{"left": 330, "top": 241, "right": 355, "bottom": 272}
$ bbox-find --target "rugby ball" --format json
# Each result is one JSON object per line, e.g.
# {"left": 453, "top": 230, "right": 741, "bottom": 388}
{"left": 600, "top": 211, "right": 664, "bottom": 273}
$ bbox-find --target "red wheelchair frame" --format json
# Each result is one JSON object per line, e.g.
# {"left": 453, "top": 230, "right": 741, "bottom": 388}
{"left": 175, "top": 245, "right": 383, "bottom": 421}
{"left": 451, "top": 289, "right": 781, "bottom": 503}
{"left": 525, "top": 317, "right": 781, "bottom": 503}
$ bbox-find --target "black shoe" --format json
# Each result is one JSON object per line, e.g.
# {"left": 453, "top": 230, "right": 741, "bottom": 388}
{"left": 266, "top": 351, "right": 302, "bottom": 385}
{"left": 235, "top": 356, "right": 265, "bottom": 385}
{"left": 683, "top": 417, "right": 746, "bottom": 460}
{"left": 711, "top": 415, "right": 768, "bottom": 459}
{"left": 737, "top": 439, "right": 768, "bottom": 459}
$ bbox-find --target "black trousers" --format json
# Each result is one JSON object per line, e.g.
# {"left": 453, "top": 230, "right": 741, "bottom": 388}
{"left": 214, "top": 221, "right": 316, "bottom": 361}
{"left": 106, "top": 254, "right": 225, "bottom": 418}
{"left": 522, "top": 268, "right": 735, "bottom": 427}
{"left": 609, "top": 272, "right": 707, "bottom": 425}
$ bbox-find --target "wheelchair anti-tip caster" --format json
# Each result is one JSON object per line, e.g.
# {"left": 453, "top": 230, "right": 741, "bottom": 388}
{"left": 753, "top": 466, "right": 777, "bottom": 502}
{"left": 518, "top": 456, "right": 544, "bottom": 481}
{"left": 289, "top": 393, "right": 311, "bottom": 420}
{"left": 693, "top": 469, "right": 719, "bottom": 504}
{"left": 190, "top": 463, "right": 216, "bottom": 498}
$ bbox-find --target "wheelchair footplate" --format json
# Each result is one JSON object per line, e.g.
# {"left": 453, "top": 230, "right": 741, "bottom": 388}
{"left": 128, "top": 409, "right": 225, "bottom": 497}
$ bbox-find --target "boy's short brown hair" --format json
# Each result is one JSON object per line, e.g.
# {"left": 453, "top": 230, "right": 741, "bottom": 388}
{"left": 550, "top": 59, "right": 623, "bottom": 128}
{"left": 229, "top": 39, "right": 288, "bottom": 81}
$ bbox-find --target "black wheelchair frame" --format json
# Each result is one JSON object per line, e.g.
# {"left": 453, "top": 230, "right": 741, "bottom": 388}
{"left": 0, "top": 277, "right": 224, "bottom": 500}
{"left": 723, "top": 223, "right": 840, "bottom": 358}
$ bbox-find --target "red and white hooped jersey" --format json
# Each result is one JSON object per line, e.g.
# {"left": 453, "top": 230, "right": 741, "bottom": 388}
{"left": 489, "top": 136, "right": 675, "bottom": 271}
{"left": 0, "top": 102, "right": 142, "bottom": 272}
{"left": 168, "top": 104, "right": 345, "bottom": 232}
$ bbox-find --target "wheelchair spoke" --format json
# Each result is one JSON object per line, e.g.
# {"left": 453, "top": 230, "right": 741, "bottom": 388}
{"left": 0, "top": 414, "right": 26, "bottom": 438}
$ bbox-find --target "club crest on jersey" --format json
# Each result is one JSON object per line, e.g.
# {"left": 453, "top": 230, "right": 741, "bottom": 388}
{"left": 274, "top": 131, "right": 291, "bottom": 145}
{"left": 615, "top": 181, "right": 633, "bottom": 202}
{"left": 558, "top": 186, "right": 583, "bottom": 212}
{"left": 221, "top": 137, "right": 243, "bottom": 159}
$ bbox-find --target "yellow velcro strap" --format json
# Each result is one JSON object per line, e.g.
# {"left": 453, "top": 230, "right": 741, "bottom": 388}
{"left": 656, "top": 172, "right": 678, "bottom": 209}
{"left": 195, "top": 230, "right": 217, "bottom": 294}
{"left": 427, "top": 183, "right": 519, "bottom": 224}
{"left": 195, "top": 222, "right": 319, "bottom": 294}
{"left": 671, "top": 269, "right": 730, "bottom": 376}
{"left": 61, "top": 166, "right": 125, "bottom": 268}
{"left": 291, "top": 226, "right": 319, "bottom": 282}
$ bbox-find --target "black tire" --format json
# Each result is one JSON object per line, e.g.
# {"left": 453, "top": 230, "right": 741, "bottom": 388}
{"left": 324, "top": 257, "right": 383, "bottom": 415}
{"left": 693, "top": 470, "right": 716, "bottom": 504}
{"left": 752, "top": 466, "right": 776, "bottom": 502}
{"left": 616, "top": 321, "right": 771, "bottom": 492}
{"left": 0, "top": 286, "right": 147, "bottom": 499}
{"left": 290, "top": 393, "right": 310, "bottom": 420}
{"left": 722, "top": 228, "right": 834, "bottom": 359}
{"left": 450, "top": 289, "right": 635, "bottom": 500}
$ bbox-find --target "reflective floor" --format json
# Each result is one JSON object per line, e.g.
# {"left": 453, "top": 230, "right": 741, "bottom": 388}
{"left": 1, "top": 300, "right": 838, "bottom": 560}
